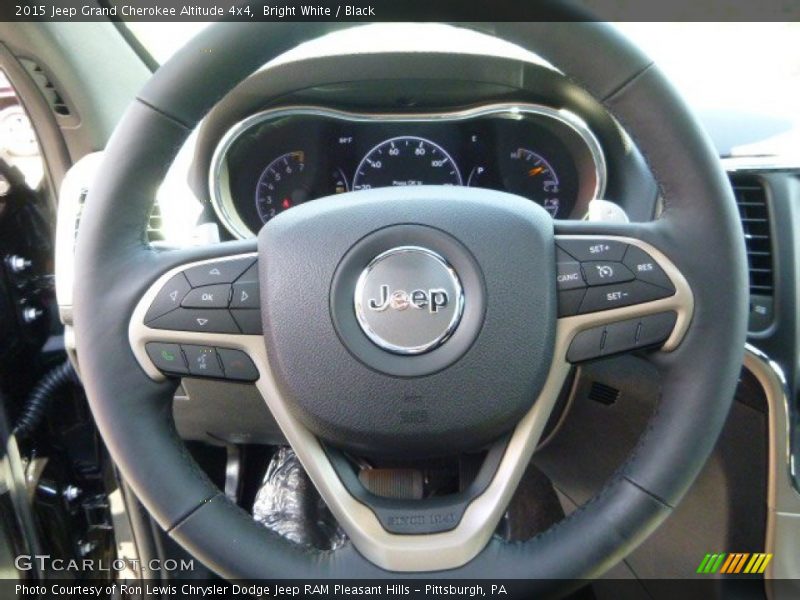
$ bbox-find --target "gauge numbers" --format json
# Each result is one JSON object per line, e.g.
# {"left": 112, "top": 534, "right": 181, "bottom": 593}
{"left": 255, "top": 151, "right": 348, "bottom": 224}
{"left": 468, "top": 148, "right": 562, "bottom": 217}
{"left": 352, "top": 136, "right": 462, "bottom": 191}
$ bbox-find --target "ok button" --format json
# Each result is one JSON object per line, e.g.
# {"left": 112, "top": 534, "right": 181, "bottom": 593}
{"left": 181, "top": 284, "right": 231, "bottom": 308}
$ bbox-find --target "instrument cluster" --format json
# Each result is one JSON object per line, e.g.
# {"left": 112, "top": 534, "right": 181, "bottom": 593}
{"left": 210, "top": 104, "right": 606, "bottom": 239}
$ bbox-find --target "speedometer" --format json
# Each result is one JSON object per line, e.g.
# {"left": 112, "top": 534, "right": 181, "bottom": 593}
{"left": 352, "top": 136, "right": 462, "bottom": 191}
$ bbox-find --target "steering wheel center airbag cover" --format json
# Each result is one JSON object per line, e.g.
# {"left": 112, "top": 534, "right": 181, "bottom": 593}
{"left": 353, "top": 245, "right": 464, "bottom": 355}
{"left": 258, "top": 186, "right": 556, "bottom": 457}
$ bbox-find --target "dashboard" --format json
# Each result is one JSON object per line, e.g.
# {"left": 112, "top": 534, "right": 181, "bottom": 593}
{"left": 209, "top": 104, "right": 606, "bottom": 239}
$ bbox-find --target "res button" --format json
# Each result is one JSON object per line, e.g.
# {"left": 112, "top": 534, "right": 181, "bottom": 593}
{"left": 622, "top": 246, "right": 675, "bottom": 292}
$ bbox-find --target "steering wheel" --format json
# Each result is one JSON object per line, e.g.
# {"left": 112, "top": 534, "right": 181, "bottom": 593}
{"left": 73, "top": 21, "right": 748, "bottom": 592}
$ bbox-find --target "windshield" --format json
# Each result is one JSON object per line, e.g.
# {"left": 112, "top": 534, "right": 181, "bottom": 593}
{"left": 127, "top": 22, "right": 800, "bottom": 121}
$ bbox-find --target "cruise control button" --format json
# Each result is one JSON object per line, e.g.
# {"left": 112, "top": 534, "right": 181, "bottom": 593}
{"left": 181, "top": 284, "right": 231, "bottom": 308}
{"left": 231, "top": 309, "right": 262, "bottom": 334}
{"left": 558, "top": 288, "right": 586, "bottom": 317}
{"left": 145, "top": 343, "right": 188, "bottom": 374}
{"left": 579, "top": 280, "right": 673, "bottom": 313}
{"left": 622, "top": 246, "right": 675, "bottom": 291}
{"left": 231, "top": 281, "right": 259, "bottom": 309}
{"left": 147, "top": 308, "right": 240, "bottom": 334}
{"left": 582, "top": 261, "right": 634, "bottom": 286}
{"left": 556, "top": 258, "right": 585, "bottom": 291}
{"left": 557, "top": 239, "right": 627, "bottom": 262}
{"left": 601, "top": 319, "right": 641, "bottom": 355}
{"left": 144, "top": 273, "right": 191, "bottom": 323}
{"left": 636, "top": 311, "right": 678, "bottom": 347}
{"left": 567, "top": 327, "right": 605, "bottom": 362}
{"left": 184, "top": 257, "right": 255, "bottom": 287}
{"left": 217, "top": 348, "right": 259, "bottom": 381}
{"left": 182, "top": 345, "right": 224, "bottom": 378}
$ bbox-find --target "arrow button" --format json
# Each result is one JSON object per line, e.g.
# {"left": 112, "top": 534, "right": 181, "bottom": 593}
{"left": 145, "top": 273, "right": 191, "bottom": 323}
{"left": 147, "top": 308, "right": 240, "bottom": 334}
{"left": 184, "top": 257, "right": 256, "bottom": 287}
{"left": 231, "top": 281, "right": 260, "bottom": 309}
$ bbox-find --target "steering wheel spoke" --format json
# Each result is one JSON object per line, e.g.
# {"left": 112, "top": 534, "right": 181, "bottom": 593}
{"left": 128, "top": 197, "right": 576, "bottom": 573}
{"left": 130, "top": 249, "right": 262, "bottom": 382}
{"left": 553, "top": 224, "right": 693, "bottom": 365}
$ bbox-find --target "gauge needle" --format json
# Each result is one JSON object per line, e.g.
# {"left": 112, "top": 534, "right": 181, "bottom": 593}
{"left": 528, "top": 166, "right": 545, "bottom": 177}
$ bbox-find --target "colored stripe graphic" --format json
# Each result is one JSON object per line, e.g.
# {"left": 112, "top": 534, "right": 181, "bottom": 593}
{"left": 757, "top": 554, "right": 773, "bottom": 574}
{"left": 699, "top": 554, "right": 726, "bottom": 574}
{"left": 711, "top": 554, "right": 726, "bottom": 573}
{"left": 719, "top": 554, "right": 736, "bottom": 573}
{"left": 701, "top": 553, "right": 774, "bottom": 575}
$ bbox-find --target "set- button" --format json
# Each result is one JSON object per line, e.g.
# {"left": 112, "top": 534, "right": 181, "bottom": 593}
{"left": 145, "top": 342, "right": 259, "bottom": 381}
{"left": 556, "top": 239, "right": 675, "bottom": 317}
{"left": 145, "top": 257, "right": 262, "bottom": 334}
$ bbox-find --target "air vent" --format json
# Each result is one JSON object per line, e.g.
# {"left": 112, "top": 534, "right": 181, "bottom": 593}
{"left": 19, "top": 58, "right": 75, "bottom": 122}
{"left": 146, "top": 201, "right": 165, "bottom": 241}
{"left": 588, "top": 382, "right": 619, "bottom": 406}
{"left": 73, "top": 188, "right": 87, "bottom": 242}
{"left": 730, "top": 175, "right": 774, "bottom": 330}
{"left": 74, "top": 190, "right": 164, "bottom": 243}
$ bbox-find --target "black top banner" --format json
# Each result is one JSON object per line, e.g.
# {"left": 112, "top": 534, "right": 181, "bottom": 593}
{"left": 3, "top": 0, "right": 800, "bottom": 22}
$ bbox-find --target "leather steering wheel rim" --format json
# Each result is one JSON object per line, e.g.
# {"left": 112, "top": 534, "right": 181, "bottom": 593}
{"left": 73, "top": 21, "right": 748, "bottom": 591}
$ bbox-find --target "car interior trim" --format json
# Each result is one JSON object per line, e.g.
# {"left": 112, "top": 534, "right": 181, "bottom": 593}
{"left": 743, "top": 344, "right": 800, "bottom": 589}
{"left": 722, "top": 157, "right": 800, "bottom": 172}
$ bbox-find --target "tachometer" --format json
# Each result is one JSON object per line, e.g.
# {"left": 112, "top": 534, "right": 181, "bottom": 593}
{"left": 468, "top": 148, "right": 563, "bottom": 217}
{"left": 352, "top": 136, "right": 462, "bottom": 191}
{"left": 255, "top": 151, "right": 348, "bottom": 224}
{"left": 255, "top": 151, "right": 307, "bottom": 223}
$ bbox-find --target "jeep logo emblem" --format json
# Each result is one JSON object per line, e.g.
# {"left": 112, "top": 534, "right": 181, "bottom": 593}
{"left": 354, "top": 246, "right": 463, "bottom": 355}
{"left": 367, "top": 285, "right": 449, "bottom": 313}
